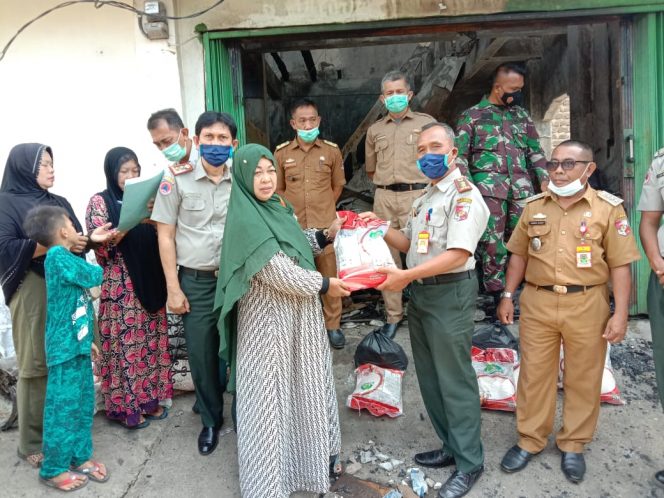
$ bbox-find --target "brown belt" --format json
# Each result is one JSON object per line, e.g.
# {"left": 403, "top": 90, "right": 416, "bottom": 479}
{"left": 528, "top": 283, "right": 596, "bottom": 295}
{"left": 376, "top": 183, "right": 428, "bottom": 192}
{"left": 179, "top": 266, "right": 219, "bottom": 279}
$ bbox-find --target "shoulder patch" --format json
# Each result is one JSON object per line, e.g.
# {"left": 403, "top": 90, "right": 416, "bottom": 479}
{"left": 655, "top": 147, "right": 664, "bottom": 159}
{"left": 597, "top": 190, "right": 624, "bottom": 206}
{"left": 525, "top": 192, "right": 547, "bottom": 203}
{"left": 275, "top": 141, "right": 290, "bottom": 152}
{"left": 454, "top": 177, "right": 472, "bottom": 193}
{"left": 168, "top": 162, "right": 194, "bottom": 176}
{"left": 322, "top": 139, "right": 338, "bottom": 148}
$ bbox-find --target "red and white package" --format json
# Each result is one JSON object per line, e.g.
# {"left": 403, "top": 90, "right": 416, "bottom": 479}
{"left": 558, "top": 343, "right": 624, "bottom": 405}
{"left": 334, "top": 210, "right": 396, "bottom": 291}
{"left": 471, "top": 346, "right": 520, "bottom": 412}
{"left": 347, "top": 363, "right": 404, "bottom": 417}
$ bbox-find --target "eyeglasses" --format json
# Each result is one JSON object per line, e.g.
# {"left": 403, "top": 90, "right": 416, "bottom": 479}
{"left": 545, "top": 159, "right": 592, "bottom": 172}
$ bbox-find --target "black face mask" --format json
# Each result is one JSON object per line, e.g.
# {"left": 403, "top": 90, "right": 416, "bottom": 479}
{"left": 501, "top": 90, "right": 524, "bottom": 107}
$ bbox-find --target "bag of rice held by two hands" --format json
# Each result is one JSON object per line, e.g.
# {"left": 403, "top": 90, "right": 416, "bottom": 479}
{"left": 334, "top": 210, "right": 396, "bottom": 291}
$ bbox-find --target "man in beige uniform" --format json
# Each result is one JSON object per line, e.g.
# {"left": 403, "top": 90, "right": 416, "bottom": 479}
{"left": 275, "top": 98, "right": 347, "bottom": 349}
{"left": 365, "top": 70, "right": 435, "bottom": 338}
{"left": 152, "top": 111, "right": 238, "bottom": 456}
{"left": 497, "top": 140, "right": 640, "bottom": 483}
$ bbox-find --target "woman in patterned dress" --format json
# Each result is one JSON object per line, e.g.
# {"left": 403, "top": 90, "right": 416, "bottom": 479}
{"left": 86, "top": 147, "right": 172, "bottom": 429}
{"left": 215, "top": 144, "right": 350, "bottom": 498}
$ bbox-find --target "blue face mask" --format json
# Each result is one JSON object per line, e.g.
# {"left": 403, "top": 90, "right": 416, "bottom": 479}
{"left": 416, "top": 153, "right": 450, "bottom": 179}
{"left": 162, "top": 130, "right": 187, "bottom": 162}
{"left": 297, "top": 127, "right": 320, "bottom": 143}
{"left": 199, "top": 144, "right": 233, "bottom": 167}
{"left": 384, "top": 94, "right": 409, "bottom": 113}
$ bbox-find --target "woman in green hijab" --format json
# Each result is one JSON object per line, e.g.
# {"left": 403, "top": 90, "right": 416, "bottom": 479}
{"left": 215, "top": 144, "right": 349, "bottom": 498}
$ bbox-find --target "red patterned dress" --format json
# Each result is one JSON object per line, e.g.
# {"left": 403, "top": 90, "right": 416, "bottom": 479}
{"left": 86, "top": 194, "right": 172, "bottom": 426}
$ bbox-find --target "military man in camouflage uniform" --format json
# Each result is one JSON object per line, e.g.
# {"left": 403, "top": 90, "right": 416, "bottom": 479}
{"left": 456, "top": 63, "right": 549, "bottom": 305}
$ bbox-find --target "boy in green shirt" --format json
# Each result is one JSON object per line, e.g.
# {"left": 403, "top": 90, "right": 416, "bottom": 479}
{"left": 23, "top": 205, "right": 110, "bottom": 491}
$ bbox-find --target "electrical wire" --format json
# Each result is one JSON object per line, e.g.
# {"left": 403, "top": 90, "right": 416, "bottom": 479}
{"left": 0, "top": 0, "right": 225, "bottom": 62}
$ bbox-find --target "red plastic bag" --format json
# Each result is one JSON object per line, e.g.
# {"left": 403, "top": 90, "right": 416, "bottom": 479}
{"left": 346, "top": 364, "right": 404, "bottom": 417}
{"left": 471, "top": 346, "right": 520, "bottom": 412}
{"left": 334, "top": 211, "right": 395, "bottom": 291}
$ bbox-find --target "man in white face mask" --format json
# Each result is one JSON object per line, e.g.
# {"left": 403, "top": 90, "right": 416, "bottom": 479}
{"left": 496, "top": 140, "right": 640, "bottom": 484}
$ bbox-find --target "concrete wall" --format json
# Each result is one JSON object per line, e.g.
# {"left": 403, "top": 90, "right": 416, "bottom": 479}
{"left": 0, "top": 0, "right": 182, "bottom": 223}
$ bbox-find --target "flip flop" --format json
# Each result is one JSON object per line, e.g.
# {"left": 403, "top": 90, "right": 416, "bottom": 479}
{"left": 39, "top": 472, "right": 88, "bottom": 492}
{"left": 72, "top": 460, "right": 110, "bottom": 483}
{"left": 17, "top": 449, "right": 44, "bottom": 468}
{"left": 144, "top": 406, "right": 169, "bottom": 421}
{"left": 329, "top": 454, "right": 344, "bottom": 478}
{"left": 111, "top": 418, "right": 150, "bottom": 430}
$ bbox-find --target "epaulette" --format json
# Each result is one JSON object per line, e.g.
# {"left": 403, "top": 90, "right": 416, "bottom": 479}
{"left": 322, "top": 139, "right": 338, "bottom": 148}
{"left": 525, "top": 192, "right": 547, "bottom": 203}
{"left": 454, "top": 177, "right": 472, "bottom": 193}
{"left": 168, "top": 162, "right": 194, "bottom": 176}
{"left": 275, "top": 141, "right": 290, "bottom": 152}
{"left": 597, "top": 190, "right": 624, "bottom": 206}
{"left": 655, "top": 147, "right": 664, "bottom": 159}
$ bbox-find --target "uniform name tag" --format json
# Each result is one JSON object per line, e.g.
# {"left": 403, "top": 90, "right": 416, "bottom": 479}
{"left": 576, "top": 245, "right": 592, "bottom": 268}
{"left": 417, "top": 231, "right": 430, "bottom": 254}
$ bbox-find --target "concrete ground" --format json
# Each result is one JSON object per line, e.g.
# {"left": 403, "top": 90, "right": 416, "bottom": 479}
{"left": 1, "top": 318, "right": 663, "bottom": 498}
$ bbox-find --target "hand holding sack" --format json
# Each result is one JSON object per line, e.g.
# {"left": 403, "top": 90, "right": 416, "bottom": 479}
{"left": 334, "top": 210, "right": 395, "bottom": 291}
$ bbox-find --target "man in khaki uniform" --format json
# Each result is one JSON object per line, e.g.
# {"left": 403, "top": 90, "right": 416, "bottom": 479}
{"left": 152, "top": 111, "right": 238, "bottom": 456}
{"left": 275, "top": 99, "right": 347, "bottom": 348}
{"left": 365, "top": 70, "right": 435, "bottom": 338}
{"left": 497, "top": 140, "right": 640, "bottom": 483}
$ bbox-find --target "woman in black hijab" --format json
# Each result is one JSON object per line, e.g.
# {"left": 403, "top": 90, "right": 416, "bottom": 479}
{"left": 85, "top": 147, "right": 172, "bottom": 429}
{"left": 0, "top": 143, "right": 113, "bottom": 467}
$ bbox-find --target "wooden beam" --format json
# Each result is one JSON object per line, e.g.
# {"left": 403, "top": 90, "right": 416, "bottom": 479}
{"left": 411, "top": 56, "right": 466, "bottom": 115}
{"left": 464, "top": 37, "right": 509, "bottom": 80}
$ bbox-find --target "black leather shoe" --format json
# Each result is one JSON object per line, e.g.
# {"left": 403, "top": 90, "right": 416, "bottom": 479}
{"left": 438, "top": 466, "right": 483, "bottom": 498}
{"left": 414, "top": 448, "right": 455, "bottom": 468}
{"left": 560, "top": 451, "right": 585, "bottom": 483}
{"left": 198, "top": 426, "right": 219, "bottom": 455}
{"left": 377, "top": 321, "right": 402, "bottom": 340}
{"left": 327, "top": 329, "right": 345, "bottom": 349}
{"left": 655, "top": 470, "right": 664, "bottom": 488}
{"left": 500, "top": 445, "right": 539, "bottom": 473}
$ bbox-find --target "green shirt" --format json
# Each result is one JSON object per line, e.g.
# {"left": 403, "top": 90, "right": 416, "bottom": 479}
{"left": 44, "top": 246, "right": 102, "bottom": 367}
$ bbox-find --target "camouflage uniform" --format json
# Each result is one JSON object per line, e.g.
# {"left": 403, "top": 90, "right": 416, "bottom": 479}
{"left": 456, "top": 96, "right": 548, "bottom": 293}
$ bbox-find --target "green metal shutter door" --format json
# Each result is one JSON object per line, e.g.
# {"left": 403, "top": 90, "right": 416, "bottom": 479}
{"left": 632, "top": 12, "right": 664, "bottom": 313}
{"left": 203, "top": 34, "right": 247, "bottom": 145}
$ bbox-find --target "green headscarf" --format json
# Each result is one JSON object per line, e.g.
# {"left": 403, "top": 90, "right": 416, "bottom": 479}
{"left": 215, "top": 144, "right": 316, "bottom": 392}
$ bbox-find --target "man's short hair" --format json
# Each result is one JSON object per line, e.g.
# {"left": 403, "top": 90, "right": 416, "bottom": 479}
{"left": 555, "top": 139, "right": 594, "bottom": 160}
{"left": 195, "top": 111, "right": 238, "bottom": 139}
{"left": 23, "top": 205, "right": 69, "bottom": 248}
{"left": 290, "top": 98, "right": 318, "bottom": 117}
{"left": 147, "top": 108, "right": 185, "bottom": 131}
{"left": 381, "top": 70, "right": 411, "bottom": 92}
{"left": 492, "top": 63, "right": 527, "bottom": 85}
{"left": 420, "top": 121, "right": 456, "bottom": 144}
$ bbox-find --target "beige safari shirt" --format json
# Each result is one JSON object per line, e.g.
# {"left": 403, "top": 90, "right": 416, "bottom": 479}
{"left": 274, "top": 138, "right": 346, "bottom": 229}
{"left": 508, "top": 187, "right": 640, "bottom": 286}
{"left": 151, "top": 159, "right": 232, "bottom": 271}
{"left": 637, "top": 149, "right": 664, "bottom": 256}
{"left": 402, "top": 168, "right": 489, "bottom": 271}
{"left": 365, "top": 110, "right": 435, "bottom": 186}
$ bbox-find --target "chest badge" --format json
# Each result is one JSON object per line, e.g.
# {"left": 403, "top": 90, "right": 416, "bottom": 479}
{"left": 530, "top": 237, "right": 542, "bottom": 251}
{"left": 533, "top": 212, "right": 547, "bottom": 219}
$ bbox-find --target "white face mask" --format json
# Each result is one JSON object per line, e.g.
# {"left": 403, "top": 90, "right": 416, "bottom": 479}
{"left": 548, "top": 164, "right": 591, "bottom": 197}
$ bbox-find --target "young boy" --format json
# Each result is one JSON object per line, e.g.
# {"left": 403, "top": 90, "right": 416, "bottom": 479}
{"left": 23, "top": 205, "right": 110, "bottom": 491}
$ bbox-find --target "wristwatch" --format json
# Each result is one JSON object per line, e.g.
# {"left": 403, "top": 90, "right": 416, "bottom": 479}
{"left": 500, "top": 291, "right": 513, "bottom": 300}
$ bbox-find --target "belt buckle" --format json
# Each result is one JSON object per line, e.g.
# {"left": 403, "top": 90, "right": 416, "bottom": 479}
{"left": 416, "top": 278, "right": 424, "bottom": 285}
{"left": 214, "top": 270, "right": 219, "bottom": 278}
{"left": 553, "top": 285, "right": 567, "bottom": 295}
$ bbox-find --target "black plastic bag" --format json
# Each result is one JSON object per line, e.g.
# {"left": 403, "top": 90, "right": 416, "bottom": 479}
{"left": 472, "top": 322, "right": 519, "bottom": 351}
{"left": 354, "top": 331, "right": 408, "bottom": 371}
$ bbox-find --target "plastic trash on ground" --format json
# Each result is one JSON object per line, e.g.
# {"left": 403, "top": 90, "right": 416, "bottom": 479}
{"left": 471, "top": 346, "right": 520, "bottom": 412}
{"left": 354, "top": 330, "right": 408, "bottom": 371}
{"left": 410, "top": 468, "right": 428, "bottom": 497}
{"left": 347, "top": 364, "right": 404, "bottom": 417}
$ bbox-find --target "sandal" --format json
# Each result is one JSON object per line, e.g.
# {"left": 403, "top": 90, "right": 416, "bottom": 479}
{"left": 18, "top": 450, "right": 44, "bottom": 468}
{"left": 144, "top": 406, "right": 169, "bottom": 421}
{"left": 110, "top": 418, "right": 150, "bottom": 430}
{"left": 72, "top": 460, "right": 110, "bottom": 483}
{"left": 39, "top": 471, "right": 88, "bottom": 492}
{"left": 329, "top": 454, "right": 344, "bottom": 478}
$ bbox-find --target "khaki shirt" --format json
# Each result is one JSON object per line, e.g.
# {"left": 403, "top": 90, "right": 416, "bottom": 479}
{"left": 402, "top": 168, "right": 489, "bottom": 271}
{"left": 275, "top": 138, "right": 346, "bottom": 228}
{"left": 637, "top": 148, "right": 664, "bottom": 256}
{"left": 508, "top": 187, "right": 640, "bottom": 286}
{"left": 365, "top": 110, "right": 435, "bottom": 186}
{"left": 151, "top": 159, "right": 232, "bottom": 271}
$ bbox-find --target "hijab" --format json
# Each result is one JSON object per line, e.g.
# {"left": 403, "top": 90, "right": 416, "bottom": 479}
{"left": 214, "top": 144, "right": 316, "bottom": 391}
{"left": 97, "top": 147, "right": 166, "bottom": 313}
{"left": 0, "top": 143, "right": 83, "bottom": 302}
